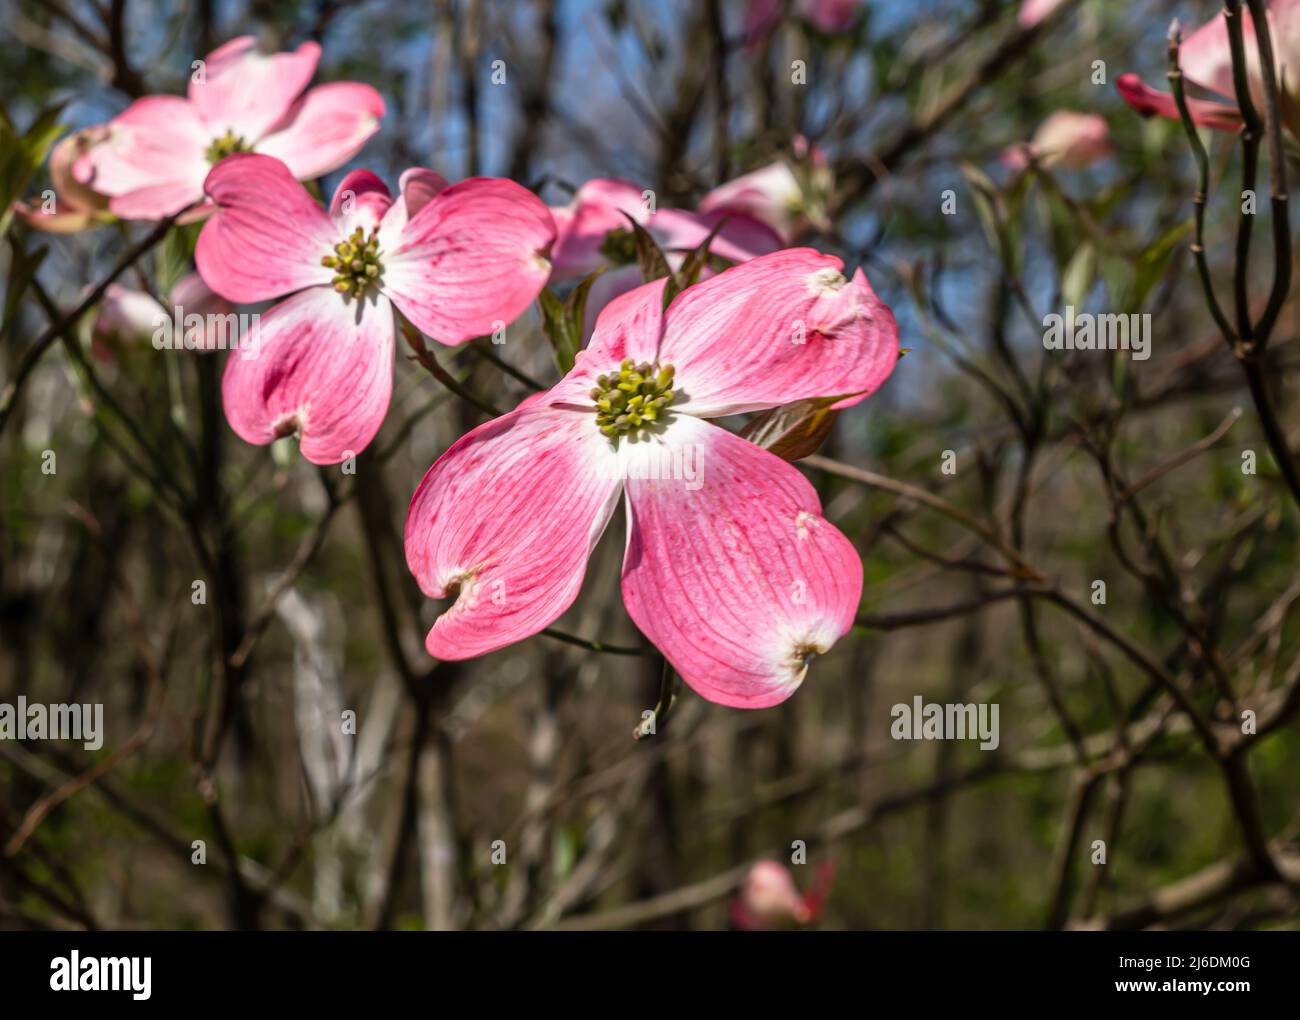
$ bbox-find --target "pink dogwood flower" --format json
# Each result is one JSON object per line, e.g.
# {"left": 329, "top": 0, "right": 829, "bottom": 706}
{"left": 404, "top": 248, "right": 899, "bottom": 708}
{"left": 549, "top": 177, "right": 781, "bottom": 337}
{"left": 699, "top": 139, "right": 832, "bottom": 244}
{"left": 1117, "top": 1, "right": 1300, "bottom": 135}
{"left": 75, "top": 36, "right": 385, "bottom": 220}
{"left": 12, "top": 127, "right": 113, "bottom": 234}
{"left": 730, "top": 860, "right": 836, "bottom": 930}
{"left": 194, "top": 153, "right": 555, "bottom": 464}
{"left": 1000, "top": 111, "right": 1113, "bottom": 171}
{"left": 1017, "top": 0, "right": 1067, "bottom": 29}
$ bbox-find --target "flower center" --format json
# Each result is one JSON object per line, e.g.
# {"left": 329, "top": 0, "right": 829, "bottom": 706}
{"left": 204, "top": 129, "right": 252, "bottom": 164}
{"left": 592, "top": 358, "right": 675, "bottom": 441}
{"left": 598, "top": 227, "right": 637, "bottom": 266}
{"left": 321, "top": 226, "right": 384, "bottom": 299}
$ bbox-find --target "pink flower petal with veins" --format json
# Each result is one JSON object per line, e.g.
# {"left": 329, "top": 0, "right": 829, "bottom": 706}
{"left": 93, "top": 284, "right": 167, "bottom": 351}
{"left": 222, "top": 286, "right": 394, "bottom": 465}
{"left": 197, "top": 153, "right": 337, "bottom": 303}
{"left": 49, "top": 128, "right": 111, "bottom": 214}
{"left": 657, "top": 248, "right": 899, "bottom": 417}
{"left": 621, "top": 415, "right": 862, "bottom": 708}
{"left": 255, "top": 82, "right": 385, "bottom": 182}
{"left": 404, "top": 405, "right": 623, "bottom": 659}
{"left": 189, "top": 36, "right": 321, "bottom": 142}
{"left": 382, "top": 177, "right": 555, "bottom": 345}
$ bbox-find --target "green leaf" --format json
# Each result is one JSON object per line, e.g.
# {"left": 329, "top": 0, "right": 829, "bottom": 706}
{"left": 155, "top": 221, "right": 203, "bottom": 295}
{"left": 562, "top": 266, "right": 604, "bottom": 352}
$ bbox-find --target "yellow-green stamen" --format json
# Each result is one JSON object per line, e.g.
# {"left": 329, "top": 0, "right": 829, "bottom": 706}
{"left": 320, "top": 226, "right": 383, "bottom": 299}
{"left": 204, "top": 129, "right": 252, "bottom": 164}
{"left": 598, "top": 227, "right": 637, "bottom": 266}
{"left": 592, "top": 358, "right": 675, "bottom": 441}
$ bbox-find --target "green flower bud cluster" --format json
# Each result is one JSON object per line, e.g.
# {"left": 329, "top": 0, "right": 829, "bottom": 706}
{"left": 321, "top": 226, "right": 383, "bottom": 298}
{"left": 598, "top": 227, "right": 637, "bottom": 266}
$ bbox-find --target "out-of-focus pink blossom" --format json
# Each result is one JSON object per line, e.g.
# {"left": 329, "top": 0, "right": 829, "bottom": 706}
{"left": 91, "top": 272, "right": 237, "bottom": 360}
{"left": 1001, "top": 111, "right": 1113, "bottom": 171}
{"left": 12, "top": 128, "right": 113, "bottom": 234}
{"left": 745, "top": 0, "right": 865, "bottom": 45}
{"left": 699, "top": 139, "right": 831, "bottom": 244}
{"left": 1018, "top": 0, "right": 1067, "bottom": 29}
{"left": 403, "top": 250, "right": 899, "bottom": 707}
{"left": 549, "top": 177, "right": 781, "bottom": 337}
{"left": 75, "top": 36, "right": 385, "bottom": 220}
{"left": 729, "top": 860, "right": 836, "bottom": 930}
{"left": 194, "top": 154, "right": 554, "bottom": 464}
{"left": 92, "top": 284, "right": 166, "bottom": 358}
{"left": 1117, "top": 0, "right": 1300, "bottom": 136}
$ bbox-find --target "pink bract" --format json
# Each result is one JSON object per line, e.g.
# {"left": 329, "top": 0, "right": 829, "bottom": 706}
{"left": 404, "top": 248, "right": 899, "bottom": 708}
{"left": 75, "top": 36, "right": 385, "bottom": 220}
{"left": 90, "top": 272, "right": 236, "bottom": 359}
{"left": 194, "top": 153, "right": 555, "bottom": 465}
